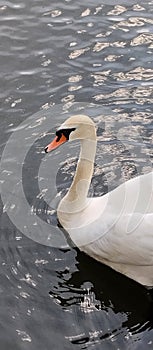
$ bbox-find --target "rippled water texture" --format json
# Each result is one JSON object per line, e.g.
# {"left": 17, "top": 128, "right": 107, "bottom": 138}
{"left": 1, "top": 0, "right": 153, "bottom": 349}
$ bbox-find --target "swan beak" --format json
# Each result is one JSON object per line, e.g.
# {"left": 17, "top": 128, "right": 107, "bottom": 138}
{"left": 44, "top": 133, "right": 67, "bottom": 153}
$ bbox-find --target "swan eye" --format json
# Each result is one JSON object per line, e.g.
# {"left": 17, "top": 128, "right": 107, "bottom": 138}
{"left": 56, "top": 128, "right": 76, "bottom": 141}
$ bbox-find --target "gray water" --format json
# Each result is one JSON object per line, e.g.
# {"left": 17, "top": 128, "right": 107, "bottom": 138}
{"left": 1, "top": 0, "right": 153, "bottom": 349}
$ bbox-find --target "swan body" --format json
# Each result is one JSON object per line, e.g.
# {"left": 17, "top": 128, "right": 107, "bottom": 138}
{"left": 45, "top": 115, "right": 153, "bottom": 286}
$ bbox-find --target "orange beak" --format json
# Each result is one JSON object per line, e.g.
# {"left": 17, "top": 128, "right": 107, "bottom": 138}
{"left": 45, "top": 133, "right": 67, "bottom": 153}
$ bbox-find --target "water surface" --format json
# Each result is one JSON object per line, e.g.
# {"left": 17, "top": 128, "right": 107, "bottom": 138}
{"left": 1, "top": 0, "right": 153, "bottom": 349}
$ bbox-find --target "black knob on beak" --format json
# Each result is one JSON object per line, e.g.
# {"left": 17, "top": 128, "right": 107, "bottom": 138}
{"left": 44, "top": 146, "right": 48, "bottom": 153}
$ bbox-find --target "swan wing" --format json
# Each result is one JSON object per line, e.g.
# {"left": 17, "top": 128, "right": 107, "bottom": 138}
{"left": 82, "top": 212, "right": 153, "bottom": 263}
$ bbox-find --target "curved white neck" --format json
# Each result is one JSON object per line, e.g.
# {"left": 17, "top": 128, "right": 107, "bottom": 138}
{"left": 58, "top": 138, "right": 97, "bottom": 214}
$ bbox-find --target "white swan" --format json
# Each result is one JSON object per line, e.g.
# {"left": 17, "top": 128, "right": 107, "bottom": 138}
{"left": 45, "top": 114, "right": 153, "bottom": 287}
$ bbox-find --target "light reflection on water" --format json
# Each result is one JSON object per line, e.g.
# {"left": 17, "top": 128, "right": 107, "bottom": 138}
{"left": 1, "top": 0, "right": 153, "bottom": 349}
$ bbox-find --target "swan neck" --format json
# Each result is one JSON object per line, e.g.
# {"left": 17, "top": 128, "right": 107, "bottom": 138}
{"left": 65, "top": 138, "right": 97, "bottom": 208}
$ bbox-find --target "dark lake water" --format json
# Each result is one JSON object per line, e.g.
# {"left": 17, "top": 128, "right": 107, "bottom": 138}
{"left": 1, "top": 0, "right": 153, "bottom": 349}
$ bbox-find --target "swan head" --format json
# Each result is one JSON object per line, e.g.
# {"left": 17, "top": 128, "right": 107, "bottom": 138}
{"left": 45, "top": 114, "right": 96, "bottom": 153}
